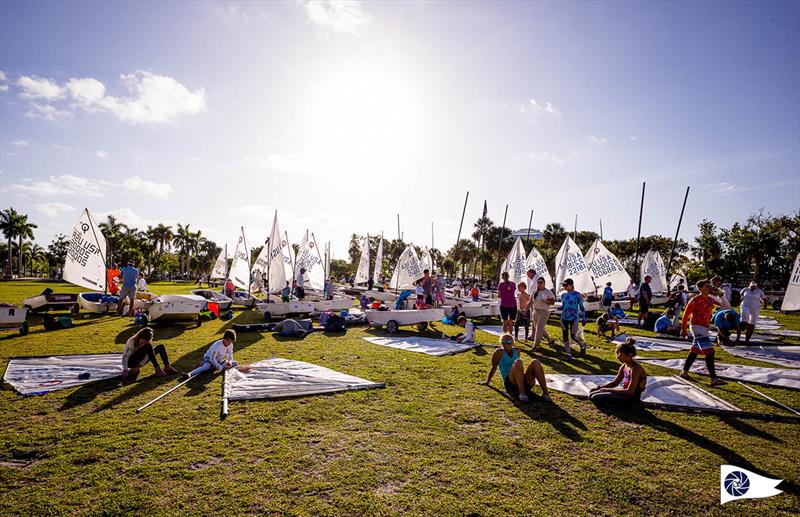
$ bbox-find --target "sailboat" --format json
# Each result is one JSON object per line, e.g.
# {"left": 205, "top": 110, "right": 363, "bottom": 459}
{"left": 23, "top": 208, "right": 101, "bottom": 313}
{"left": 780, "top": 253, "right": 800, "bottom": 312}
{"left": 253, "top": 212, "right": 314, "bottom": 322}
{"left": 200, "top": 242, "right": 254, "bottom": 308}
{"left": 584, "top": 239, "right": 632, "bottom": 296}
{"left": 640, "top": 250, "right": 669, "bottom": 304}
{"left": 525, "top": 245, "right": 553, "bottom": 289}
{"left": 553, "top": 236, "right": 602, "bottom": 312}
{"left": 296, "top": 231, "right": 354, "bottom": 312}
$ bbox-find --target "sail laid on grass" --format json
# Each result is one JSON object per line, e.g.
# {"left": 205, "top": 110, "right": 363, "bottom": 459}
{"left": 63, "top": 208, "right": 107, "bottom": 292}
{"left": 4, "top": 354, "right": 123, "bottom": 396}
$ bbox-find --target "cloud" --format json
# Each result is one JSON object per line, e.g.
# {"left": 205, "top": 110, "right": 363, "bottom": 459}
{"left": 17, "top": 71, "right": 205, "bottom": 125}
{"left": 216, "top": 4, "right": 249, "bottom": 21}
{"left": 303, "top": 0, "right": 370, "bottom": 35}
{"left": 525, "top": 151, "right": 575, "bottom": 166}
{"left": 244, "top": 153, "right": 309, "bottom": 174}
{"left": 5, "top": 173, "right": 173, "bottom": 199}
{"left": 13, "top": 140, "right": 29, "bottom": 147}
{"left": 629, "top": 135, "right": 638, "bottom": 141}
{"left": 17, "top": 75, "right": 64, "bottom": 100}
{"left": 24, "top": 103, "right": 72, "bottom": 121}
{"left": 521, "top": 97, "right": 561, "bottom": 117}
{"left": 231, "top": 205, "right": 274, "bottom": 220}
{"left": 35, "top": 201, "right": 75, "bottom": 218}
{"left": 0, "top": 70, "right": 8, "bottom": 92}
{"left": 96, "top": 208, "right": 149, "bottom": 229}
{"left": 96, "top": 150, "right": 109, "bottom": 158}
{"left": 706, "top": 179, "right": 800, "bottom": 196}
{"left": 588, "top": 135, "right": 608, "bottom": 145}
{"left": 121, "top": 176, "right": 173, "bottom": 198}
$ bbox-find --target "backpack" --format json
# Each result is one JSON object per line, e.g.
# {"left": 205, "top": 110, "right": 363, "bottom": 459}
{"left": 324, "top": 314, "right": 346, "bottom": 332}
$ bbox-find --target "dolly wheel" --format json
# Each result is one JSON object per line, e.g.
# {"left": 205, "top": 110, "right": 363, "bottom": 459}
{"left": 387, "top": 320, "right": 399, "bottom": 333}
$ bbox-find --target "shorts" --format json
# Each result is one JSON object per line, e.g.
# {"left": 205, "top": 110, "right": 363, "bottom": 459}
{"left": 741, "top": 305, "right": 760, "bottom": 325}
{"left": 516, "top": 310, "right": 530, "bottom": 324}
{"left": 416, "top": 295, "right": 425, "bottom": 306}
{"left": 603, "top": 299, "right": 612, "bottom": 308}
{"left": 503, "top": 376, "right": 534, "bottom": 399}
{"left": 638, "top": 301, "right": 649, "bottom": 314}
{"left": 689, "top": 325, "right": 715, "bottom": 355}
{"left": 435, "top": 291, "right": 446, "bottom": 303}
{"left": 296, "top": 286, "right": 305, "bottom": 300}
{"left": 500, "top": 306, "right": 517, "bottom": 321}
{"left": 119, "top": 285, "right": 136, "bottom": 302}
{"left": 425, "top": 294, "right": 433, "bottom": 305}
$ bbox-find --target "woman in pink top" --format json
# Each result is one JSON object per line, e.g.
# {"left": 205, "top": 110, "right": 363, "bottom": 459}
{"left": 498, "top": 271, "right": 518, "bottom": 334}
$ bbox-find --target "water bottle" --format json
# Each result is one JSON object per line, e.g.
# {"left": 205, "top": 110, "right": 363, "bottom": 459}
{"left": 226, "top": 310, "right": 233, "bottom": 320}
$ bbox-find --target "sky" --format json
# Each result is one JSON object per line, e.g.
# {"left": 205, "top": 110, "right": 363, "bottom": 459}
{"left": 1, "top": 0, "right": 798, "bottom": 259}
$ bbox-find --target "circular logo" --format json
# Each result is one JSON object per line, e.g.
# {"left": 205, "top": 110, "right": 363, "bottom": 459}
{"left": 309, "top": 242, "right": 315, "bottom": 248}
{"left": 724, "top": 471, "right": 750, "bottom": 497}
{"left": 81, "top": 223, "right": 90, "bottom": 233}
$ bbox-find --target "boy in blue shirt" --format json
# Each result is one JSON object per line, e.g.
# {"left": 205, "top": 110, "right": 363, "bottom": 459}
{"left": 654, "top": 309, "right": 680, "bottom": 336}
{"left": 712, "top": 308, "right": 741, "bottom": 346}
{"left": 602, "top": 282, "right": 614, "bottom": 313}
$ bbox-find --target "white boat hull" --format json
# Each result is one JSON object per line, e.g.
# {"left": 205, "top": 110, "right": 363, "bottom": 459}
{"left": 365, "top": 308, "right": 444, "bottom": 333}
{"left": 231, "top": 291, "right": 257, "bottom": 308}
{"left": 148, "top": 294, "right": 206, "bottom": 323}
{"left": 191, "top": 290, "right": 233, "bottom": 311}
{"left": 22, "top": 293, "right": 78, "bottom": 312}
{"left": 78, "top": 292, "right": 119, "bottom": 314}
{"left": 0, "top": 306, "right": 28, "bottom": 335}
{"left": 256, "top": 300, "right": 315, "bottom": 321}
{"left": 309, "top": 297, "right": 355, "bottom": 313}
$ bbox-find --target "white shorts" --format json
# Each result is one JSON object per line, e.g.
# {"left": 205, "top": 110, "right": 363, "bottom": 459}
{"left": 741, "top": 305, "right": 760, "bottom": 325}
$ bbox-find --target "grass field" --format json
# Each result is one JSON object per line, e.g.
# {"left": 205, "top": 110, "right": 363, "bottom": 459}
{"left": 1, "top": 280, "right": 799, "bottom": 515}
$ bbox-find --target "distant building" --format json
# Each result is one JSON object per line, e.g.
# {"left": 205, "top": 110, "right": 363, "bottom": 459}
{"left": 510, "top": 228, "right": 543, "bottom": 240}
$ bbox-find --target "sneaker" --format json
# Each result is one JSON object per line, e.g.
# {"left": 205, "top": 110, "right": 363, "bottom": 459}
{"left": 154, "top": 368, "right": 167, "bottom": 377}
{"left": 542, "top": 394, "right": 552, "bottom": 402}
{"left": 519, "top": 393, "right": 529, "bottom": 402}
{"left": 164, "top": 365, "right": 179, "bottom": 375}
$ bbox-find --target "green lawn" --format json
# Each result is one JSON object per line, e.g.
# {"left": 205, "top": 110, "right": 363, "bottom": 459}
{"left": 1, "top": 280, "right": 799, "bottom": 515}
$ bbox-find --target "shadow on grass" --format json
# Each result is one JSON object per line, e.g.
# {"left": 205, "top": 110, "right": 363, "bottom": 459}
{"left": 487, "top": 385, "right": 587, "bottom": 442}
{"left": 113, "top": 320, "right": 199, "bottom": 344}
{"left": 609, "top": 409, "right": 800, "bottom": 497}
{"left": 1, "top": 316, "right": 108, "bottom": 341}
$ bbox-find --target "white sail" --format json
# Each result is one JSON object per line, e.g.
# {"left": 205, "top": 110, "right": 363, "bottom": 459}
{"left": 210, "top": 244, "right": 227, "bottom": 280}
{"left": 781, "top": 253, "right": 800, "bottom": 312}
{"left": 669, "top": 272, "right": 687, "bottom": 291}
{"left": 63, "top": 208, "right": 107, "bottom": 291}
{"left": 640, "top": 250, "right": 668, "bottom": 293}
{"left": 554, "top": 236, "right": 595, "bottom": 295}
{"left": 500, "top": 237, "right": 527, "bottom": 284}
{"left": 228, "top": 227, "right": 250, "bottom": 290}
{"left": 373, "top": 235, "right": 383, "bottom": 284}
{"left": 355, "top": 235, "right": 370, "bottom": 284}
{"left": 419, "top": 246, "right": 432, "bottom": 273}
{"left": 389, "top": 245, "right": 424, "bottom": 290}
{"left": 296, "top": 231, "right": 324, "bottom": 290}
{"left": 526, "top": 246, "right": 553, "bottom": 289}
{"left": 283, "top": 231, "right": 295, "bottom": 283}
{"left": 584, "top": 239, "right": 631, "bottom": 294}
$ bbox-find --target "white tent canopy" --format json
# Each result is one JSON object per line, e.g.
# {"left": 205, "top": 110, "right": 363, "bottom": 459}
{"left": 228, "top": 227, "right": 250, "bottom": 290}
{"left": 781, "top": 252, "right": 800, "bottom": 312}
{"left": 355, "top": 235, "right": 370, "bottom": 284}
{"left": 526, "top": 246, "right": 553, "bottom": 289}
{"left": 4, "top": 354, "right": 123, "bottom": 396}
{"left": 222, "top": 358, "right": 383, "bottom": 414}
{"left": 554, "top": 236, "right": 595, "bottom": 295}
{"left": 500, "top": 237, "right": 528, "bottom": 285}
{"left": 545, "top": 374, "right": 741, "bottom": 413}
{"left": 362, "top": 336, "right": 481, "bottom": 356}
{"left": 640, "top": 358, "right": 800, "bottom": 390}
{"left": 640, "top": 250, "right": 668, "bottom": 294}
{"left": 63, "top": 208, "right": 107, "bottom": 292}
{"left": 389, "top": 245, "right": 424, "bottom": 290}
{"left": 584, "top": 239, "right": 631, "bottom": 295}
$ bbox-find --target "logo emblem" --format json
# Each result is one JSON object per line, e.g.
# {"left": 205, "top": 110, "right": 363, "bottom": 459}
{"left": 81, "top": 223, "right": 90, "bottom": 233}
{"left": 724, "top": 471, "right": 749, "bottom": 497}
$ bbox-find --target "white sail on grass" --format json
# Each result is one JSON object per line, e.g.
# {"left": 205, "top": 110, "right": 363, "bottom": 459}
{"left": 210, "top": 244, "right": 228, "bottom": 280}
{"left": 584, "top": 239, "right": 631, "bottom": 294}
{"left": 373, "top": 235, "right": 383, "bottom": 285}
{"left": 641, "top": 250, "right": 668, "bottom": 293}
{"left": 781, "top": 253, "right": 800, "bottom": 312}
{"left": 228, "top": 227, "right": 250, "bottom": 290}
{"left": 355, "top": 235, "right": 370, "bottom": 284}
{"left": 500, "top": 237, "right": 527, "bottom": 284}
{"left": 526, "top": 247, "right": 553, "bottom": 289}
{"left": 390, "top": 245, "right": 424, "bottom": 290}
{"left": 554, "top": 236, "right": 595, "bottom": 295}
{"left": 63, "top": 208, "right": 107, "bottom": 291}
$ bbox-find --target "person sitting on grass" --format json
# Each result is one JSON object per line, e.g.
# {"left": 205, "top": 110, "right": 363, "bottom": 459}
{"left": 654, "top": 309, "right": 680, "bottom": 336}
{"left": 478, "top": 333, "right": 551, "bottom": 403}
{"left": 712, "top": 308, "right": 741, "bottom": 346}
{"left": 588, "top": 337, "right": 647, "bottom": 411}
{"left": 359, "top": 294, "right": 370, "bottom": 310}
{"left": 182, "top": 330, "right": 244, "bottom": 380}
{"left": 451, "top": 315, "right": 475, "bottom": 344}
{"left": 596, "top": 312, "right": 620, "bottom": 339}
{"left": 610, "top": 303, "right": 627, "bottom": 319}
{"left": 121, "top": 327, "right": 178, "bottom": 379}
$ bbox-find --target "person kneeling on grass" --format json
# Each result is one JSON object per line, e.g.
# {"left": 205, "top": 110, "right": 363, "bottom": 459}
{"left": 182, "top": 329, "right": 239, "bottom": 380}
{"left": 121, "top": 327, "right": 178, "bottom": 379}
{"left": 654, "top": 309, "right": 680, "bottom": 336}
{"left": 596, "top": 312, "right": 620, "bottom": 339}
{"left": 712, "top": 308, "right": 740, "bottom": 346}
{"left": 610, "top": 303, "right": 627, "bottom": 319}
{"left": 450, "top": 316, "right": 475, "bottom": 344}
{"left": 588, "top": 338, "right": 647, "bottom": 411}
{"left": 478, "top": 333, "right": 551, "bottom": 403}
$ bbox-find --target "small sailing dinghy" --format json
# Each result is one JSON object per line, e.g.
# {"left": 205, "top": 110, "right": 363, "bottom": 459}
{"left": 191, "top": 290, "right": 233, "bottom": 311}
{"left": 147, "top": 294, "right": 206, "bottom": 324}
{"left": 0, "top": 305, "right": 29, "bottom": 336}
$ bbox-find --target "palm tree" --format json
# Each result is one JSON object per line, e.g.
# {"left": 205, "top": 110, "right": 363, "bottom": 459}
{"left": 0, "top": 208, "right": 24, "bottom": 278}
{"left": 98, "top": 215, "right": 126, "bottom": 267}
{"left": 152, "top": 224, "right": 174, "bottom": 256}
{"left": 174, "top": 223, "right": 193, "bottom": 276}
{"left": 14, "top": 213, "right": 37, "bottom": 276}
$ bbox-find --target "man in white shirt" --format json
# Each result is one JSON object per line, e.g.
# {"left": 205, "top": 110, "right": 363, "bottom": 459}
{"left": 295, "top": 268, "right": 306, "bottom": 300}
{"left": 136, "top": 274, "right": 147, "bottom": 293}
{"left": 739, "top": 281, "right": 766, "bottom": 343}
{"left": 452, "top": 278, "right": 463, "bottom": 298}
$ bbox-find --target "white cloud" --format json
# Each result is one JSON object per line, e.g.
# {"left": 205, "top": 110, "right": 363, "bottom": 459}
{"left": 5, "top": 173, "right": 173, "bottom": 199}
{"left": 303, "top": 0, "right": 370, "bottom": 36}
{"left": 216, "top": 5, "right": 249, "bottom": 21}
{"left": 17, "top": 75, "right": 64, "bottom": 100}
{"left": 706, "top": 179, "right": 800, "bottom": 196}
{"left": 35, "top": 201, "right": 75, "bottom": 218}
{"left": 521, "top": 97, "right": 561, "bottom": 117}
{"left": 17, "top": 70, "right": 205, "bottom": 125}
{"left": 588, "top": 135, "right": 608, "bottom": 145}
{"left": 708, "top": 182, "right": 737, "bottom": 194}
{"left": 96, "top": 150, "right": 109, "bottom": 158}
{"left": 231, "top": 205, "right": 273, "bottom": 220}
{"left": 97, "top": 208, "right": 149, "bottom": 229}
{"left": 24, "top": 103, "right": 72, "bottom": 121}
{"left": 0, "top": 70, "right": 8, "bottom": 92}
{"left": 544, "top": 102, "right": 561, "bottom": 116}
{"left": 525, "top": 151, "right": 575, "bottom": 166}
{"left": 13, "top": 140, "right": 29, "bottom": 147}
{"left": 244, "top": 153, "right": 309, "bottom": 174}
{"left": 121, "top": 176, "right": 173, "bottom": 198}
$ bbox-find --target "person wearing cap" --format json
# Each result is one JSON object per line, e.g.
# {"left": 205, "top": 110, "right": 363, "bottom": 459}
{"left": 602, "top": 282, "right": 614, "bottom": 314}
{"left": 680, "top": 279, "right": 724, "bottom": 386}
{"left": 739, "top": 281, "right": 766, "bottom": 343}
{"left": 560, "top": 278, "right": 587, "bottom": 359}
{"left": 116, "top": 260, "right": 139, "bottom": 317}
{"left": 531, "top": 276, "right": 556, "bottom": 349}
{"left": 478, "top": 333, "right": 551, "bottom": 402}
{"left": 636, "top": 275, "right": 652, "bottom": 327}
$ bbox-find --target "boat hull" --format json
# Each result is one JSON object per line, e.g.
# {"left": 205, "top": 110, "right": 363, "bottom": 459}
{"left": 148, "top": 294, "right": 206, "bottom": 323}
{"left": 256, "top": 300, "right": 315, "bottom": 320}
{"left": 191, "top": 290, "right": 233, "bottom": 311}
{"left": 78, "top": 292, "right": 119, "bottom": 314}
{"left": 22, "top": 293, "right": 78, "bottom": 312}
{"left": 365, "top": 308, "right": 444, "bottom": 327}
